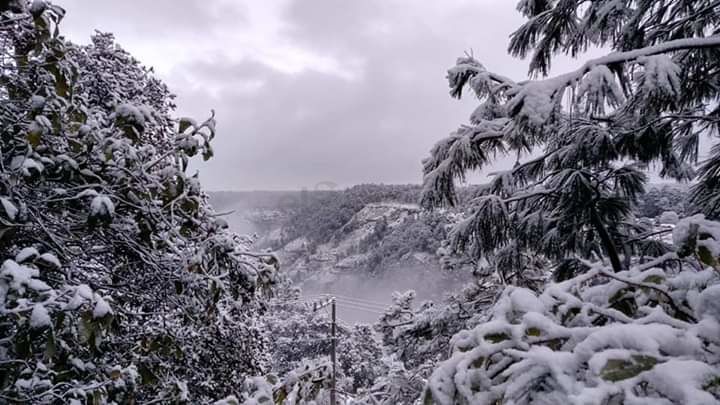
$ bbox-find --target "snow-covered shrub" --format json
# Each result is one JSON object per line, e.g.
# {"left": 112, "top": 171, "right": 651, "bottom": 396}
{"left": 262, "top": 281, "right": 386, "bottom": 396}
{"left": 674, "top": 215, "right": 720, "bottom": 271}
{"left": 0, "top": 252, "right": 136, "bottom": 402}
{"left": 352, "top": 356, "right": 428, "bottom": 405}
{"left": 422, "top": 221, "right": 720, "bottom": 404}
{"left": 375, "top": 285, "right": 497, "bottom": 372}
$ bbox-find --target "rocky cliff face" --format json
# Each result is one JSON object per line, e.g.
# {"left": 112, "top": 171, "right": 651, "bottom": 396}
{"left": 275, "top": 203, "right": 430, "bottom": 284}
{"left": 209, "top": 190, "right": 472, "bottom": 304}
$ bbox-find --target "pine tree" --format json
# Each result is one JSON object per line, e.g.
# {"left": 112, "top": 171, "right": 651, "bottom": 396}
{"left": 422, "top": 0, "right": 720, "bottom": 275}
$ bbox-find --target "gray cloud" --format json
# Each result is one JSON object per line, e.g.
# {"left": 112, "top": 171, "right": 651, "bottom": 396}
{"left": 57, "top": 0, "right": 246, "bottom": 39}
{"left": 55, "top": 0, "right": 576, "bottom": 190}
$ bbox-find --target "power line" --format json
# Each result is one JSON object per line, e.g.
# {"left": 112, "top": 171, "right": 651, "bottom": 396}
{"left": 333, "top": 297, "right": 386, "bottom": 310}
{"left": 319, "top": 293, "right": 389, "bottom": 308}
{"left": 333, "top": 293, "right": 387, "bottom": 305}
{"left": 333, "top": 299, "right": 387, "bottom": 311}
{"left": 334, "top": 303, "right": 386, "bottom": 314}
{"left": 334, "top": 302, "right": 385, "bottom": 315}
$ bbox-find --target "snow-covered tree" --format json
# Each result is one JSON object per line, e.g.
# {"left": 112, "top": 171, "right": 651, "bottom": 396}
{"left": 261, "top": 283, "right": 387, "bottom": 397}
{"left": 1, "top": 2, "right": 277, "bottom": 402}
{"left": 375, "top": 284, "right": 498, "bottom": 374}
{"left": 423, "top": 215, "right": 720, "bottom": 404}
{"left": 422, "top": 0, "right": 720, "bottom": 275}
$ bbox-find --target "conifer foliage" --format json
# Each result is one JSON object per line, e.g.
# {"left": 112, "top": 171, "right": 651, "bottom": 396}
{"left": 422, "top": 0, "right": 720, "bottom": 275}
{"left": 419, "top": 1, "right": 720, "bottom": 404}
{"left": 0, "top": 1, "right": 276, "bottom": 402}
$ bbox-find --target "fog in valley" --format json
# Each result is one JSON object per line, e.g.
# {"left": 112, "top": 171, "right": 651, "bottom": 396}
{"left": 210, "top": 188, "right": 474, "bottom": 324}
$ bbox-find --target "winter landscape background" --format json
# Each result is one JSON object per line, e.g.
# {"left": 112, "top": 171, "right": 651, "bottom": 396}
{"left": 2, "top": 0, "right": 720, "bottom": 404}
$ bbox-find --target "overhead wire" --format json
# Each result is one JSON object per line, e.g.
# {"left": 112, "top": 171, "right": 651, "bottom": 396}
{"left": 277, "top": 293, "right": 390, "bottom": 316}
{"left": 315, "top": 293, "right": 389, "bottom": 308}
{"left": 334, "top": 302, "right": 385, "bottom": 312}
{"left": 334, "top": 302, "right": 385, "bottom": 315}
{"left": 332, "top": 296, "right": 387, "bottom": 309}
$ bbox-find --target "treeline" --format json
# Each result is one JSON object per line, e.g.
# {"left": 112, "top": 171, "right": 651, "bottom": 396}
{"left": 239, "top": 182, "right": 689, "bottom": 251}
{"left": 277, "top": 184, "right": 422, "bottom": 248}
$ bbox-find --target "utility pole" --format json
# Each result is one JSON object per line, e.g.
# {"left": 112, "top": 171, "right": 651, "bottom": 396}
{"left": 330, "top": 297, "right": 337, "bottom": 405}
{"left": 307, "top": 295, "right": 338, "bottom": 405}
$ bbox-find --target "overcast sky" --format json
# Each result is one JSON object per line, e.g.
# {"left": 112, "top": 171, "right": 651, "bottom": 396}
{"left": 54, "top": 0, "right": 590, "bottom": 191}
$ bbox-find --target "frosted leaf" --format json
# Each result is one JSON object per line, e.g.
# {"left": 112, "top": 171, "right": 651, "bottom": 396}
{"left": 213, "top": 395, "right": 239, "bottom": 405}
{"left": 9, "top": 155, "right": 24, "bottom": 171}
{"left": 70, "top": 357, "right": 85, "bottom": 371}
{"left": 37, "top": 253, "right": 61, "bottom": 269}
{"left": 30, "top": 304, "right": 51, "bottom": 329}
{"left": 113, "top": 103, "right": 146, "bottom": 127}
{"left": 35, "top": 115, "right": 52, "bottom": 129}
{"left": 55, "top": 154, "right": 79, "bottom": 169}
{"left": 65, "top": 284, "right": 93, "bottom": 310}
{"left": 28, "top": 120, "right": 44, "bottom": 137}
{"left": 1, "top": 260, "right": 51, "bottom": 296}
{"left": 123, "top": 365, "right": 139, "bottom": 384}
{"left": 29, "top": 0, "right": 46, "bottom": 15}
{"left": 176, "top": 380, "right": 189, "bottom": 401}
{"left": 30, "top": 95, "right": 45, "bottom": 110}
{"left": 75, "top": 189, "right": 99, "bottom": 198}
{"left": 178, "top": 117, "right": 197, "bottom": 133}
{"left": 674, "top": 214, "right": 720, "bottom": 261}
{"left": 78, "top": 124, "right": 91, "bottom": 136}
{"left": 92, "top": 296, "right": 112, "bottom": 318}
{"left": 21, "top": 158, "right": 44, "bottom": 177}
{"left": 0, "top": 197, "right": 18, "bottom": 220}
{"left": 90, "top": 195, "right": 115, "bottom": 217}
{"left": 15, "top": 247, "right": 39, "bottom": 263}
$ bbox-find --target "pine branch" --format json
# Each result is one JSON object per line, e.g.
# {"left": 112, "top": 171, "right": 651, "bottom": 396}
{"left": 548, "top": 35, "right": 720, "bottom": 90}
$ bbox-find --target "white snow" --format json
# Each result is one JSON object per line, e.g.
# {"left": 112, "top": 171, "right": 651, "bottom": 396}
{"left": 213, "top": 395, "right": 239, "bottom": 405}
{"left": 424, "top": 253, "right": 720, "bottom": 405}
{"left": 674, "top": 214, "right": 720, "bottom": 258}
{"left": 509, "top": 287, "right": 545, "bottom": 314}
{"left": 75, "top": 189, "right": 99, "bottom": 198}
{"left": 15, "top": 247, "right": 39, "bottom": 263}
{"left": 0, "top": 197, "right": 18, "bottom": 220}
{"left": 30, "top": 304, "right": 51, "bottom": 329}
{"left": 21, "top": 158, "right": 44, "bottom": 176}
{"left": 38, "top": 253, "right": 61, "bottom": 269}
{"left": 576, "top": 65, "right": 626, "bottom": 111}
{"left": 0, "top": 259, "right": 50, "bottom": 294}
{"left": 65, "top": 284, "right": 93, "bottom": 310}
{"left": 92, "top": 296, "right": 112, "bottom": 318}
{"left": 114, "top": 103, "right": 146, "bottom": 126}
{"left": 90, "top": 195, "right": 115, "bottom": 217}
{"left": 643, "top": 360, "right": 719, "bottom": 404}
{"left": 696, "top": 284, "right": 720, "bottom": 321}
{"left": 30, "top": 95, "right": 45, "bottom": 110}
{"left": 637, "top": 55, "right": 682, "bottom": 97}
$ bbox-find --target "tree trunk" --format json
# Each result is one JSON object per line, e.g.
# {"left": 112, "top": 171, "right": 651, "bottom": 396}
{"left": 590, "top": 206, "right": 623, "bottom": 272}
